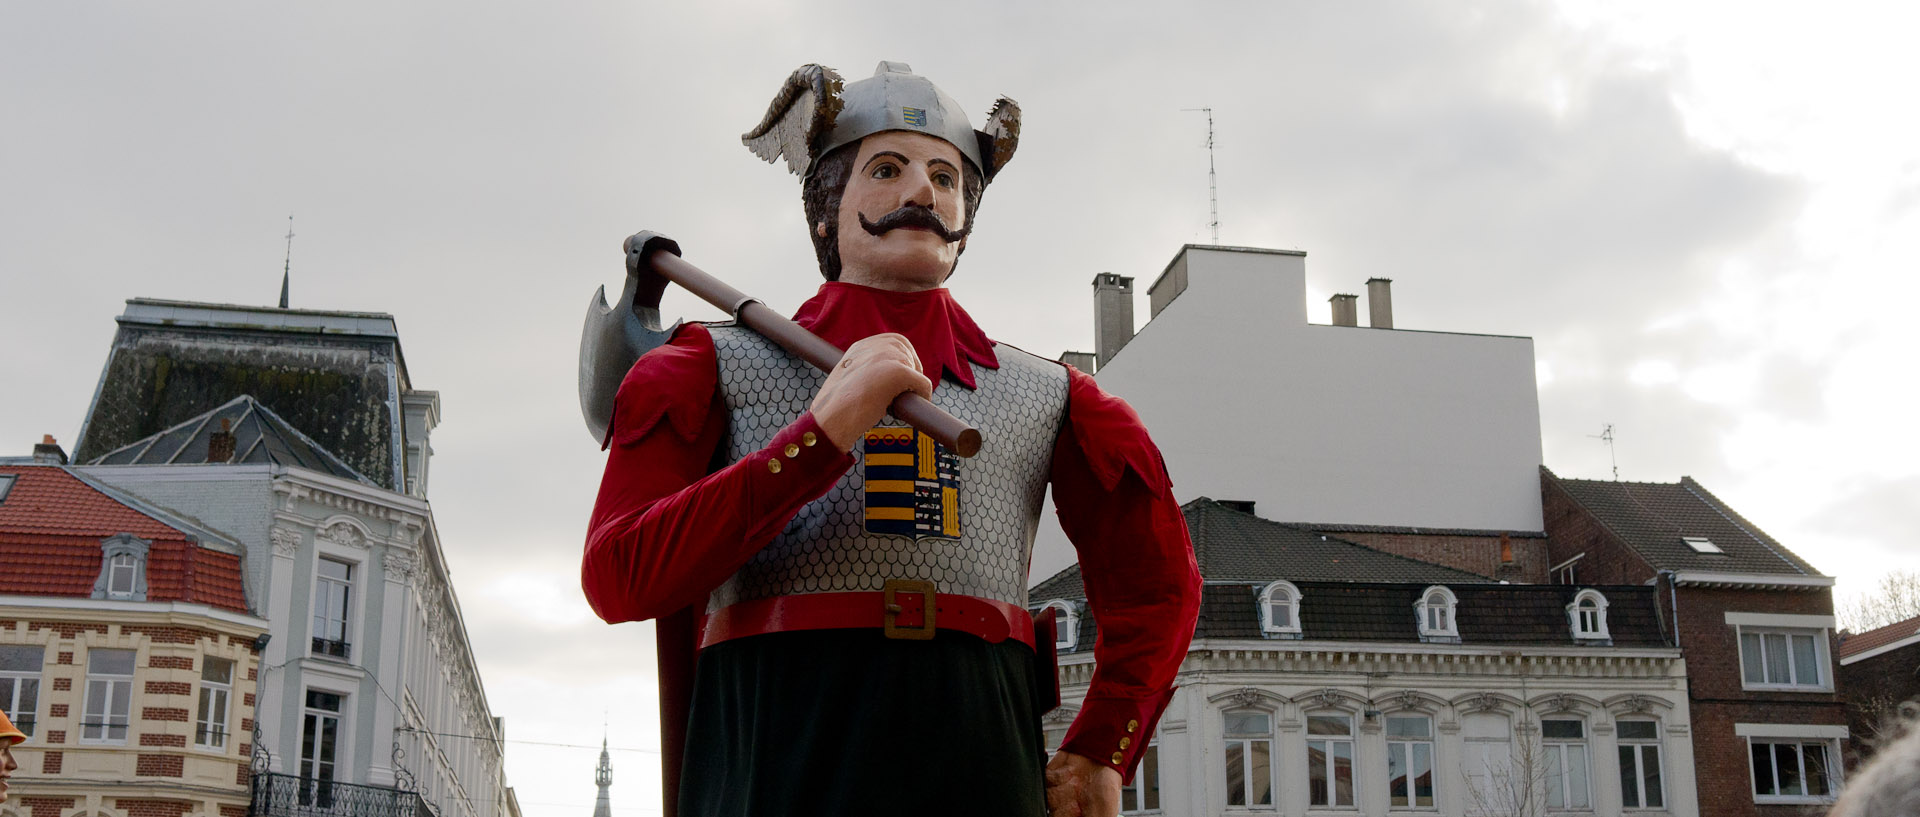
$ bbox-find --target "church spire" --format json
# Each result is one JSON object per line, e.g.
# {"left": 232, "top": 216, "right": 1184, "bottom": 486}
{"left": 592, "top": 731, "right": 613, "bottom": 817}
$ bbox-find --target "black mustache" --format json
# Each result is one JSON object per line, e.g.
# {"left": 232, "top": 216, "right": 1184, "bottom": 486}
{"left": 858, "top": 205, "right": 970, "bottom": 243}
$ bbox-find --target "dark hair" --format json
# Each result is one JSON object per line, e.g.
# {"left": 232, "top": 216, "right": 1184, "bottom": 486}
{"left": 801, "top": 138, "right": 985, "bottom": 281}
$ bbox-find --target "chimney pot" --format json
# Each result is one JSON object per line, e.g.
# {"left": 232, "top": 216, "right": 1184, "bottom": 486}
{"left": 32, "top": 436, "right": 68, "bottom": 465}
{"left": 1366, "top": 277, "right": 1394, "bottom": 329}
{"left": 1499, "top": 532, "right": 1514, "bottom": 565}
{"left": 1330, "top": 293, "right": 1359, "bottom": 327}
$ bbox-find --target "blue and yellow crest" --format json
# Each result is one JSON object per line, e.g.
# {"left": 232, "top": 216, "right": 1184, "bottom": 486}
{"left": 862, "top": 426, "right": 960, "bottom": 540}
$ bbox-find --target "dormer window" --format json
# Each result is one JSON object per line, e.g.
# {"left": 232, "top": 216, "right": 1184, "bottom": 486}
{"left": 91, "top": 534, "right": 150, "bottom": 602}
{"left": 1260, "top": 580, "right": 1304, "bottom": 637}
{"left": 1039, "top": 600, "right": 1078, "bottom": 652}
{"left": 1416, "top": 586, "right": 1459, "bottom": 642}
{"left": 1568, "top": 589, "right": 1611, "bottom": 642}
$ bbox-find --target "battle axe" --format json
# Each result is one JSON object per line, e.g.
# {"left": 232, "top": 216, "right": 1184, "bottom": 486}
{"left": 579, "top": 232, "right": 983, "bottom": 457}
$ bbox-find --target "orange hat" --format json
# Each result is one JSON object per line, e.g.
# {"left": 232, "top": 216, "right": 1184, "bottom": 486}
{"left": 0, "top": 709, "right": 24, "bottom": 747}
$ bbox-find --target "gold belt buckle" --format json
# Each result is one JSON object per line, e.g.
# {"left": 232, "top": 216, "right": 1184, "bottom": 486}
{"left": 882, "top": 579, "right": 937, "bottom": 641}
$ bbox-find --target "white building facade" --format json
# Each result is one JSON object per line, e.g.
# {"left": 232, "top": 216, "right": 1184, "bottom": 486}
{"left": 71, "top": 300, "right": 511, "bottom": 817}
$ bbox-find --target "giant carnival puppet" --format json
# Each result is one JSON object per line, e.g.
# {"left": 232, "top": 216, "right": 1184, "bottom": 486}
{"left": 579, "top": 62, "right": 1201, "bottom": 817}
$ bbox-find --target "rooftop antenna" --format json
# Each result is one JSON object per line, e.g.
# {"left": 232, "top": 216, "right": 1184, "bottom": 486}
{"left": 1588, "top": 424, "right": 1619, "bottom": 480}
{"left": 278, "top": 214, "right": 295, "bottom": 309}
{"left": 1182, "top": 107, "right": 1219, "bottom": 244}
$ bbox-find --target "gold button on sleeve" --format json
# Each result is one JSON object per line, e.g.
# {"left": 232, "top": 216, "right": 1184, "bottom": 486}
{"left": 784, "top": 443, "right": 801, "bottom": 458}
{"left": 767, "top": 458, "right": 782, "bottom": 474}
{"left": 1126, "top": 719, "right": 1139, "bottom": 733}
{"left": 1119, "top": 737, "right": 1131, "bottom": 750}
{"left": 1110, "top": 751, "right": 1124, "bottom": 765}
{"left": 802, "top": 431, "right": 818, "bottom": 447}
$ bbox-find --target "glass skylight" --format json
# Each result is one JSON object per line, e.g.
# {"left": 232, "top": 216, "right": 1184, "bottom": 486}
{"left": 1682, "top": 536, "right": 1723, "bottom": 554}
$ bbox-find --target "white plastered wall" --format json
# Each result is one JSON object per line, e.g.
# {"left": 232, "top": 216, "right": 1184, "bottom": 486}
{"left": 1033, "top": 246, "right": 1544, "bottom": 583}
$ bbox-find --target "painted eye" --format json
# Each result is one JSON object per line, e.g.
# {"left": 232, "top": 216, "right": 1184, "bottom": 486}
{"left": 933, "top": 171, "right": 956, "bottom": 189}
{"left": 871, "top": 164, "right": 899, "bottom": 179}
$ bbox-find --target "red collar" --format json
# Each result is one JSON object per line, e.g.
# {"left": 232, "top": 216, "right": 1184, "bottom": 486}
{"left": 791, "top": 282, "right": 999, "bottom": 391}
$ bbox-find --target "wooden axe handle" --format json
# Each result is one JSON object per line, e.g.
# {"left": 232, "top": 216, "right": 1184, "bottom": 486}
{"left": 650, "top": 251, "right": 983, "bottom": 458}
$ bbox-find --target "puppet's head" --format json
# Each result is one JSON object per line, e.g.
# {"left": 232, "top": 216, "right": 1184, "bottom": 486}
{"left": 742, "top": 62, "right": 1020, "bottom": 281}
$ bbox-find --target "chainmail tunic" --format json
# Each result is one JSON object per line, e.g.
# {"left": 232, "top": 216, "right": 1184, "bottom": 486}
{"left": 706, "top": 325, "right": 1069, "bottom": 613}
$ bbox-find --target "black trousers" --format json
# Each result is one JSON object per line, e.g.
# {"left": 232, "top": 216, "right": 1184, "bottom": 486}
{"left": 679, "top": 629, "right": 1049, "bottom": 817}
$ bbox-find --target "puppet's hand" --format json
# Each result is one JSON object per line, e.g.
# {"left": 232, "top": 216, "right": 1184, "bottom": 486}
{"left": 809, "top": 333, "right": 932, "bottom": 454}
{"left": 1044, "top": 750, "right": 1123, "bottom": 817}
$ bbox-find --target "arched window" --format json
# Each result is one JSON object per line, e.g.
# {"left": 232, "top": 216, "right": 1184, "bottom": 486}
{"left": 91, "top": 533, "right": 150, "bottom": 602}
{"left": 1259, "top": 581, "right": 1303, "bottom": 637}
{"left": 1567, "top": 589, "right": 1610, "bottom": 642}
{"left": 1039, "top": 600, "right": 1078, "bottom": 652}
{"left": 1415, "top": 586, "right": 1459, "bottom": 641}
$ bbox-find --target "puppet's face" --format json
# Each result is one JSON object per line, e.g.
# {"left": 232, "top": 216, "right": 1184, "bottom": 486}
{"left": 822, "top": 130, "right": 969, "bottom": 291}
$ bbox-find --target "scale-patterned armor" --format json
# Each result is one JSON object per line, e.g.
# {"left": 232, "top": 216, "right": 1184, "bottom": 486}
{"left": 706, "top": 325, "right": 1069, "bottom": 613}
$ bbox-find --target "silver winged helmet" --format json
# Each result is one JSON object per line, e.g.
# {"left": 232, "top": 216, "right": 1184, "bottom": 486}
{"left": 580, "top": 62, "right": 1021, "bottom": 441}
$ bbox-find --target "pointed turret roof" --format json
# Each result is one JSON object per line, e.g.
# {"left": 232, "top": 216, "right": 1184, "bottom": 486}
{"left": 592, "top": 733, "right": 612, "bottom": 817}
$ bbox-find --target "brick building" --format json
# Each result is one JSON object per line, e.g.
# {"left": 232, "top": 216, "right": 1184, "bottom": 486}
{"left": 1542, "top": 469, "right": 1846, "bottom": 814}
{"left": 1838, "top": 614, "right": 1920, "bottom": 760}
{"left": 0, "top": 444, "right": 267, "bottom": 817}
{"left": 1033, "top": 498, "right": 1697, "bottom": 816}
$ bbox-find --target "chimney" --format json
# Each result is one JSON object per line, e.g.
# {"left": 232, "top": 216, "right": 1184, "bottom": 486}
{"left": 207, "top": 418, "right": 235, "bottom": 463}
{"left": 1366, "top": 277, "right": 1394, "bottom": 329}
{"left": 1093, "top": 274, "right": 1135, "bottom": 369}
{"left": 32, "top": 434, "right": 68, "bottom": 465}
{"left": 1329, "top": 293, "right": 1359, "bottom": 327}
{"left": 1499, "top": 532, "right": 1513, "bottom": 565}
{"left": 1058, "top": 351, "right": 1097, "bottom": 374}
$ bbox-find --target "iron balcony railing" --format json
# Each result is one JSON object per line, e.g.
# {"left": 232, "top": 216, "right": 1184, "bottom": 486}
{"left": 249, "top": 772, "right": 438, "bottom": 817}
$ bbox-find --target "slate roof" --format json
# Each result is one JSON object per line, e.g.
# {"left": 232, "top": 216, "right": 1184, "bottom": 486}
{"left": 1839, "top": 614, "right": 1920, "bottom": 661}
{"left": 74, "top": 299, "right": 416, "bottom": 490}
{"left": 1545, "top": 469, "right": 1823, "bottom": 578}
{"left": 1033, "top": 498, "right": 1495, "bottom": 606}
{"left": 0, "top": 463, "right": 249, "bottom": 612}
{"left": 89, "top": 394, "right": 372, "bottom": 485}
{"left": 1032, "top": 498, "right": 1664, "bottom": 652}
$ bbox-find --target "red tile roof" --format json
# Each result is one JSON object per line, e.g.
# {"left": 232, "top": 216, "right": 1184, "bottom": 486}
{"left": 1840, "top": 614, "right": 1920, "bottom": 660}
{"left": 0, "top": 464, "right": 248, "bottom": 612}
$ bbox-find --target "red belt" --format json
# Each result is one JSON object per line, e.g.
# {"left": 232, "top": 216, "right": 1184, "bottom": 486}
{"left": 699, "top": 579, "right": 1035, "bottom": 650}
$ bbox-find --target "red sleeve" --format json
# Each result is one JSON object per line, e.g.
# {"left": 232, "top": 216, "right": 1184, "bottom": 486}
{"left": 1050, "top": 365, "right": 1201, "bottom": 784}
{"left": 582, "top": 323, "right": 854, "bottom": 624}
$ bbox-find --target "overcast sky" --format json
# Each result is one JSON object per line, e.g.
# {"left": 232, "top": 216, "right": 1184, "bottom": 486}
{"left": 5, "top": 1, "right": 1918, "bottom": 814}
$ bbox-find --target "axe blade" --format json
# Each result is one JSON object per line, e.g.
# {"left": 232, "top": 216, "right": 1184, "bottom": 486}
{"left": 578, "top": 232, "right": 682, "bottom": 443}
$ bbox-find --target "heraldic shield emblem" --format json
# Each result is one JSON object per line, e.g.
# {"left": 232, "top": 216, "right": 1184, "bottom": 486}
{"left": 862, "top": 426, "right": 961, "bottom": 541}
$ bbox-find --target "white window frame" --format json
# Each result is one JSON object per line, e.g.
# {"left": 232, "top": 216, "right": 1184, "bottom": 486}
{"left": 1386, "top": 714, "right": 1437, "bottom": 810}
{"left": 82, "top": 647, "right": 136, "bottom": 744}
{"left": 312, "top": 556, "right": 358, "bottom": 661}
{"left": 1541, "top": 719, "right": 1592, "bottom": 811}
{"left": 1223, "top": 709, "right": 1276, "bottom": 809}
{"left": 1039, "top": 600, "right": 1078, "bottom": 652}
{"left": 1416, "top": 586, "right": 1459, "bottom": 641}
{"left": 1567, "top": 589, "right": 1610, "bottom": 642}
{"left": 1259, "top": 580, "right": 1303, "bottom": 636}
{"left": 1616, "top": 719, "right": 1666, "bottom": 810}
{"left": 196, "top": 656, "right": 234, "bottom": 751}
{"left": 300, "top": 687, "right": 348, "bottom": 802}
{"left": 91, "top": 533, "right": 150, "bottom": 601}
{"left": 1306, "top": 711, "right": 1358, "bottom": 809}
{"left": 1746, "top": 736, "right": 1840, "bottom": 803}
{"left": 1735, "top": 626, "right": 1831, "bottom": 691}
{"left": 1121, "top": 738, "right": 1161, "bottom": 814}
{"left": 0, "top": 645, "right": 43, "bottom": 738}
